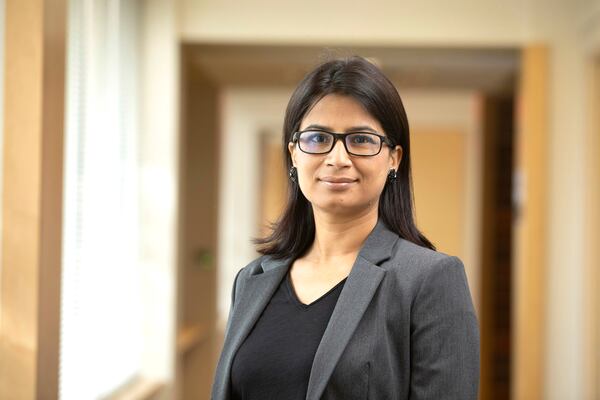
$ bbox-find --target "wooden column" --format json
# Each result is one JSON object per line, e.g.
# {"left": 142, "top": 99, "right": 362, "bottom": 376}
{"left": 0, "top": 0, "right": 67, "bottom": 398}
{"left": 511, "top": 45, "right": 548, "bottom": 400}
{"left": 583, "top": 58, "right": 600, "bottom": 400}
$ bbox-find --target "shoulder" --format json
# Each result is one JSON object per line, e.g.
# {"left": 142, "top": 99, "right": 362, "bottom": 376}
{"left": 391, "top": 239, "right": 474, "bottom": 316}
{"left": 235, "top": 255, "right": 269, "bottom": 282}
{"left": 386, "top": 237, "right": 468, "bottom": 296}
{"left": 390, "top": 237, "right": 451, "bottom": 267}
{"left": 230, "top": 255, "right": 266, "bottom": 295}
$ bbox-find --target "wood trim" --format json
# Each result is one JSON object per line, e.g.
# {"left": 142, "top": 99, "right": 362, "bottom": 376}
{"left": 177, "top": 50, "right": 220, "bottom": 400}
{"left": 177, "top": 323, "right": 210, "bottom": 355}
{"left": 0, "top": 0, "right": 67, "bottom": 398}
{"left": 104, "top": 375, "right": 166, "bottom": 400}
{"left": 583, "top": 57, "right": 600, "bottom": 400}
{"left": 511, "top": 45, "right": 548, "bottom": 400}
{"left": 478, "top": 96, "right": 515, "bottom": 400}
{"left": 258, "top": 131, "right": 286, "bottom": 238}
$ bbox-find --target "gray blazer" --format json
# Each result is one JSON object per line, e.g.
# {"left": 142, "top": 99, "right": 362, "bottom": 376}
{"left": 211, "top": 219, "right": 480, "bottom": 399}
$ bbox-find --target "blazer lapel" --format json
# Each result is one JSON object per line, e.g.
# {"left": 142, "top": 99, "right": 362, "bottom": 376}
{"left": 213, "top": 255, "right": 291, "bottom": 399}
{"left": 213, "top": 219, "right": 398, "bottom": 400}
{"left": 305, "top": 219, "right": 398, "bottom": 400}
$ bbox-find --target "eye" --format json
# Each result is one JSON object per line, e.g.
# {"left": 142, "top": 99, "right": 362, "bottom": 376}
{"left": 350, "top": 134, "right": 377, "bottom": 145}
{"left": 304, "top": 131, "right": 332, "bottom": 143}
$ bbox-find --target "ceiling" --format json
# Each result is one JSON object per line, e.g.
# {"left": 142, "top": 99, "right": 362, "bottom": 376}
{"left": 184, "top": 43, "right": 519, "bottom": 94}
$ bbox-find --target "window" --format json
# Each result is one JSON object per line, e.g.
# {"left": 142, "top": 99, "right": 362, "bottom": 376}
{"left": 61, "top": 1, "right": 142, "bottom": 398}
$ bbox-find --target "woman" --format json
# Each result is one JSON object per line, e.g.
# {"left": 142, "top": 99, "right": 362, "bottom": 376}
{"left": 211, "top": 56, "right": 480, "bottom": 400}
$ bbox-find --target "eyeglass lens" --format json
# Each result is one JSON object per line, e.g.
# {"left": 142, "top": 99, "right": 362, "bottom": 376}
{"left": 298, "top": 131, "right": 382, "bottom": 155}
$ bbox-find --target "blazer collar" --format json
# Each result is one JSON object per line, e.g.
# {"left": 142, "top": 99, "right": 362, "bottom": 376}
{"left": 215, "top": 219, "right": 399, "bottom": 400}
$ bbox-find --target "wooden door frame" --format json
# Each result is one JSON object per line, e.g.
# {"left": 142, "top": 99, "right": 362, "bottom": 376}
{"left": 511, "top": 45, "right": 548, "bottom": 400}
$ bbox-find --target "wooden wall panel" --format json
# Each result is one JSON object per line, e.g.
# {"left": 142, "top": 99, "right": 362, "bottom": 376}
{"left": 412, "top": 129, "right": 467, "bottom": 263}
{"left": 511, "top": 45, "right": 548, "bottom": 400}
{"left": 0, "top": 0, "right": 66, "bottom": 398}
{"left": 479, "top": 96, "right": 516, "bottom": 400}
{"left": 259, "top": 133, "right": 286, "bottom": 237}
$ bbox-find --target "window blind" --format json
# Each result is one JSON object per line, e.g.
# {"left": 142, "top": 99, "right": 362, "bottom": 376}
{"left": 60, "top": 0, "right": 142, "bottom": 398}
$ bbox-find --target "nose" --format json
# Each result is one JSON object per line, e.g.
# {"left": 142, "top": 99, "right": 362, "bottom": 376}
{"left": 325, "top": 139, "right": 352, "bottom": 167}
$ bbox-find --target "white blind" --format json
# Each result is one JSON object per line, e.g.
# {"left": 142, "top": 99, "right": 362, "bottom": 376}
{"left": 60, "top": 0, "right": 142, "bottom": 398}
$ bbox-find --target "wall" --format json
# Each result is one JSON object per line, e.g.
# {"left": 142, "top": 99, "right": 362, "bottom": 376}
{"left": 526, "top": 2, "right": 591, "bottom": 398}
{"left": 217, "top": 87, "right": 292, "bottom": 328}
{"left": 178, "top": 0, "right": 528, "bottom": 45}
{"left": 139, "top": 0, "right": 179, "bottom": 390}
{"left": 402, "top": 90, "right": 482, "bottom": 316}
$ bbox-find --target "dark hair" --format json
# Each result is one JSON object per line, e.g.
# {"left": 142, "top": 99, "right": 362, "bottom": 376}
{"left": 253, "top": 55, "right": 435, "bottom": 259}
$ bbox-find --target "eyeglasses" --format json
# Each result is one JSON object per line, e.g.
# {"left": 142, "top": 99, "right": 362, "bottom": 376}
{"left": 291, "top": 129, "right": 394, "bottom": 156}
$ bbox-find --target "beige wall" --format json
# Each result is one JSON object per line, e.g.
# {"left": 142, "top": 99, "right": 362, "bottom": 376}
{"left": 412, "top": 133, "right": 467, "bottom": 269}
{"left": 178, "top": 0, "right": 529, "bottom": 45}
{"left": 175, "top": 0, "right": 599, "bottom": 398}
{"left": 403, "top": 90, "right": 482, "bottom": 316}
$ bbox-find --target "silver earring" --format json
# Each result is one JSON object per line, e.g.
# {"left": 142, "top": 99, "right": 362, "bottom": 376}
{"left": 289, "top": 166, "right": 298, "bottom": 183}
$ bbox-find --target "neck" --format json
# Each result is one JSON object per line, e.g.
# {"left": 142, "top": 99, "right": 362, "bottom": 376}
{"left": 306, "top": 206, "right": 378, "bottom": 263}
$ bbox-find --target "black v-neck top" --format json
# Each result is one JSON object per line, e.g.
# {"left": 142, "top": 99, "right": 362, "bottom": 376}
{"left": 230, "top": 269, "right": 347, "bottom": 400}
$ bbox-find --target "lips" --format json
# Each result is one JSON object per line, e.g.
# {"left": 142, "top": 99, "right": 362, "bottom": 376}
{"left": 318, "top": 176, "right": 358, "bottom": 190}
{"left": 319, "top": 176, "right": 358, "bottom": 183}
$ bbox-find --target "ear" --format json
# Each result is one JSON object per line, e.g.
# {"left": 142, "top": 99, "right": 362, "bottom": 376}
{"left": 288, "top": 141, "right": 297, "bottom": 167}
{"left": 389, "top": 145, "right": 403, "bottom": 170}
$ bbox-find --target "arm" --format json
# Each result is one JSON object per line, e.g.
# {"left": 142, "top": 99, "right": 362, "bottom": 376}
{"left": 409, "top": 256, "right": 480, "bottom": 399}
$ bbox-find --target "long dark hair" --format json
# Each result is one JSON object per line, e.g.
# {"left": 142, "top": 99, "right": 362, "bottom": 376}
{"left": 253, "top": 56, "right": 435, "bottom": 259}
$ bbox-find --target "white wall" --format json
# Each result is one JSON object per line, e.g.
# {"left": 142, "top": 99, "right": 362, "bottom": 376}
{"left": 526, "top": 2, "right": 593, "bottom": 399}
{"left": 139, "top": 0, "right": 179, "bottom": 386}
{"left": 217, "top": 87, "right": 292, "bottom": 329}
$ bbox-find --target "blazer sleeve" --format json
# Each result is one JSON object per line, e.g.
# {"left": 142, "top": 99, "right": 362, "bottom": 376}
{"left": 409, "top": 256, "right": 480, "bottom": 399}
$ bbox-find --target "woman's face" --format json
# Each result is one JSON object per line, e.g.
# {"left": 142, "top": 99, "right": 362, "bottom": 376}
{"left": 288, "top": 93, "right": 402, "bottom": 216}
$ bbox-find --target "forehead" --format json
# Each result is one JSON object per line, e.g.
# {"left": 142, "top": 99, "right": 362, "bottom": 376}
{"left": 300, "top": 94, "right": 383, "bottom": 132}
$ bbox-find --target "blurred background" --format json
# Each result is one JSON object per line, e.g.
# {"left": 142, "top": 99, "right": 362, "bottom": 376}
{"left": 0, "top": 0, "right": 599, "bottom": 399}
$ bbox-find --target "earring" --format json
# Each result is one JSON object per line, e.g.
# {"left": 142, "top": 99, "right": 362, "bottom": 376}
{"left": 289, "top": 166, "right": 298, "bottom": 183}
{"left": 387, "top": 168, "right": 397, "bottom": 182}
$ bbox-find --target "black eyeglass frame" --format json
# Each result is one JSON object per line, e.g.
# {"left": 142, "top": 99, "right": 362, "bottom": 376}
{"left": 291, "top": 129, "right": 395, "bottom": 157}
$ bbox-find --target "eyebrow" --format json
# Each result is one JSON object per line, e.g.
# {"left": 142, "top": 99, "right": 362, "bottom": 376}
{"left": 302, "top": 124, "right": 378, "bottom": 133}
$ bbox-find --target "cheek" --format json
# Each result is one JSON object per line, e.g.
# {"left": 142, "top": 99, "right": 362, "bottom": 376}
{"left": 360, "top": 165, "right": 388, "bottom": 186}
{"left": 295, "top": 162, "right": 318, "bottom": 190}
{"left": 364, "top": 173, "right": 388, "bottom": 197}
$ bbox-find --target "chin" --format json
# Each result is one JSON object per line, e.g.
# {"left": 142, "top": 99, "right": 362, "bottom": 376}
{"left": 311, "top": 199, "right": 365, "bottom": 215}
